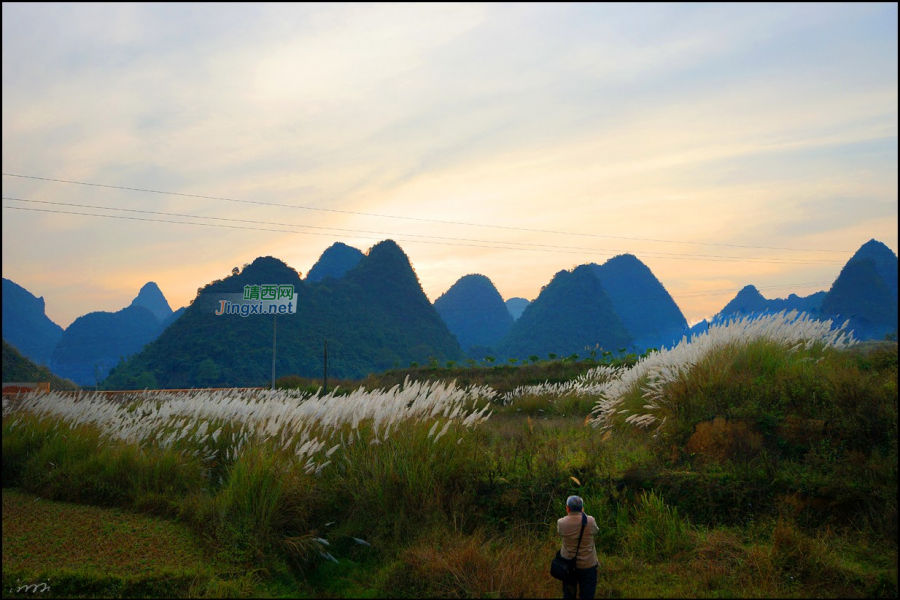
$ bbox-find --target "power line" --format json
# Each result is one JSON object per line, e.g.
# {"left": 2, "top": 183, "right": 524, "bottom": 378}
{"left": 3, "top": 197, "right": 846, "bottom": 264}
{"left": 0, "top": 200, "right": 843, "bottom": 315}
{"left": 1, "top": 172, "right": 857, "bottom": 254}
{"left": 3, "top": 205, "right": 833, "bottom": 309}
{"left": 2, "top": 205, "right": 305, "bottom": 235}
{"left": 1, "top": 197, "right": 847, "bottom": 265}
{"left": 4, "top": 203, "right": 837, "bottom": 325}
{"left": 5, "top": 204, "right": 673, "bottom": 256}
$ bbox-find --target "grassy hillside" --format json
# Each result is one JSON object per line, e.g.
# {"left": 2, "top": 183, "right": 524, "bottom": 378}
{"left": 2, "top": 339, "right": 79, "bottom": 391}
{"left": 3, "top": 313, "right": 896, "bottom": 598}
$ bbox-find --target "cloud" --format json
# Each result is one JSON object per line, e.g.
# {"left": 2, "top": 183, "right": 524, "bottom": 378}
{"left": 2, "top": 3, "right": 897, "bottom": 328}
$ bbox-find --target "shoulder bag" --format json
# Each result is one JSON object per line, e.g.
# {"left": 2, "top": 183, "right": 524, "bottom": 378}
{"left": 550, "top": 512, "right": 586, "bottom": 582}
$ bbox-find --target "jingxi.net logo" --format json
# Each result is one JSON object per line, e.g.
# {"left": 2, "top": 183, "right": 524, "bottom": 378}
{"left": 215, "top": 284, "right": 296, "bottom": 316}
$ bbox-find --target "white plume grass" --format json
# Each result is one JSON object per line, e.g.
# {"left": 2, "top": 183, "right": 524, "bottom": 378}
{"left": 588, "top": 311, "right": 856, "bottom": 434}
{"left": 2, "top": 377, "right": 495, "bottom": 475}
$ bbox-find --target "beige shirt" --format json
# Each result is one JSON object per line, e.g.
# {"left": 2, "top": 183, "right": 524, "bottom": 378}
{"left": 557, "top": 512, "right": 599, "bottom": 569}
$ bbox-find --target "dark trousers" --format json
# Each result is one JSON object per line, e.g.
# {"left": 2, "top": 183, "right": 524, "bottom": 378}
{"left": 562, "top": 565, "right": 597, "bottom": 599}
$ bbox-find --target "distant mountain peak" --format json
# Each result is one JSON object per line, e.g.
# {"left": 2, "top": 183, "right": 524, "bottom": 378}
{"left": 434, "top": 274, "right": 513, "bottom": 352}
{"left": 505, "top": 297, "right": 530, "bottom": 321}
{"left": 244, "top": 255, "right": 296, "bottom": 273}
{"left": 130, "top": 281, "right": 173, "bottom": 322}
{"left": 590, "top": 254, "right": 687, "bottom": 350}
{"left": 821, "top": 239, "right": 898, "bottom": 338}
{"left": 735, "top": 284, "right": 764, "bottom": 298}
{"left": 2, "top": 277, "right": 64, "bottom": 365}
{"left": 716, "top": 284, "right": 829, "bottom": 323}
{"left": 849, "top": 239, "right": 897, "bottom": 268}
{"left": 856, "top": 238, "right": 894, "bottom": 254}
{"left": 367, "top": 239, "right": 406, "bottom": 259}
{"left": 306, "top": 242, "right": 364, "bottom": 282}
{"left": 352, "top": 240, "right": 421, "bottom": 289}
{"left": 847, "top": 239, "right": 897, "bottom": 298}
{"left": 604, "top": 253, "right": 642, "bottom": 266}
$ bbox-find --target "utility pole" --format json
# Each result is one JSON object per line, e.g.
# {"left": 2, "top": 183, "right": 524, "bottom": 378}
{"left": 323, "top": 339, "right": 328, "bottom": 395}
{"left": 271, "top": 314, "right": 277, "bottom": 390}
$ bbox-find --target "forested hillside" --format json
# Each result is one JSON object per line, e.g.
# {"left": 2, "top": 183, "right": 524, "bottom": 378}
{"left": 496, "top": 264, "right": 632, "bottom": 360}
{"left": 103, "top": 241, "right": 463, "bottom": 388}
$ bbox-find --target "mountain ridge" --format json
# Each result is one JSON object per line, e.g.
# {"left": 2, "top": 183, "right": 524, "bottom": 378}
{"left": 3, "top": 238, "right": 895, "bottom": 388}
{"left": 1, "top": 278, "right": 64, "bottom": 366}
{"left": 711, "top": 240, "right": 897, "bottom": 341}
{"left": 49, "top": 304, "right": 164, "bottom": 387}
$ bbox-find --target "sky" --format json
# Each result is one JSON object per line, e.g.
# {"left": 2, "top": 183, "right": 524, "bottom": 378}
{"left": 2, "top": 2, "right": 897, "bottom": 330}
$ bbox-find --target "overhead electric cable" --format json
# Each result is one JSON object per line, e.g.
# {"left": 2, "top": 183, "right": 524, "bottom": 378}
{"left": 2, "top": 197, "right": 846, "bottom": 266}
{"left": 4, "top": 204, "right": 834, "bottom": 308}
{"left": 1, "top": 172, "right": 856, "bottom": 254}
{"left": 3, "top": 204, "right": 821, "bottom": 263}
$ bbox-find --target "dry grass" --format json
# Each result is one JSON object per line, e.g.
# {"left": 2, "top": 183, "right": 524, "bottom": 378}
{"left": 384, "top": 529, "right": 560, "bottom": 598}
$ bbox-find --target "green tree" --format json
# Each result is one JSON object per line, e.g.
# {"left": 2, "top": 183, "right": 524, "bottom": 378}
{"left": 197, "top": 358, "right": 220, "bottom": 387}
{"left": 134, "top": 371, "right": 158, "bottom": 390}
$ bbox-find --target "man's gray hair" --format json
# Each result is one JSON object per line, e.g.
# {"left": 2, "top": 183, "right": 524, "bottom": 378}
{"left": 566, "top": 495, "right": 583, "bottom": 512}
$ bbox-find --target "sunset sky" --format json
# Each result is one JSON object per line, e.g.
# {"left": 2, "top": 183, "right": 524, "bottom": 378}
{"left": 3, "top": 2, "right": 897, "bottom": 330}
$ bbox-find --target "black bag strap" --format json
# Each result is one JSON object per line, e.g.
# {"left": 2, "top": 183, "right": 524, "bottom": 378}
{"left": 572, "top": 512, "right": 587, "bottom": 563}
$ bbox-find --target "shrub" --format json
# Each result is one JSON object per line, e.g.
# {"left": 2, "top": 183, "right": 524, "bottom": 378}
{"left": 622, "top": 490, "right": 694, "bottom": 561}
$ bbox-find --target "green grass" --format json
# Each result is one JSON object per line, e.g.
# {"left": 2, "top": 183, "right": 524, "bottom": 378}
{"left": 2, "top": 340, "right": 896, "bottom": 598}
{"left": 1, "top": 488, "right": 259, "bottom": 598}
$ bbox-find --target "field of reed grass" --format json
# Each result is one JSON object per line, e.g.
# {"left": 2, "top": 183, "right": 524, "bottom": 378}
{"left": 3, "top": 312, "right": 896, "bottom": 598}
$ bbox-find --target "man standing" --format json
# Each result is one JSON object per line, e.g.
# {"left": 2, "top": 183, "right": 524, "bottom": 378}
{"left": 557, "top": 495, "right": 600, "bottom": 599}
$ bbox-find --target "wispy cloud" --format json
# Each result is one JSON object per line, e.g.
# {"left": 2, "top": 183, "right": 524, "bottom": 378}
{"left": 2, "top": 2, "right": 896, "bottom": 328}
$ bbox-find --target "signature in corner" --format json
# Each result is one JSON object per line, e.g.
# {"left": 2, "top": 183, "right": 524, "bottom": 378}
{"left": 10, "top": 581, "right": 51, "bottom": 594}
